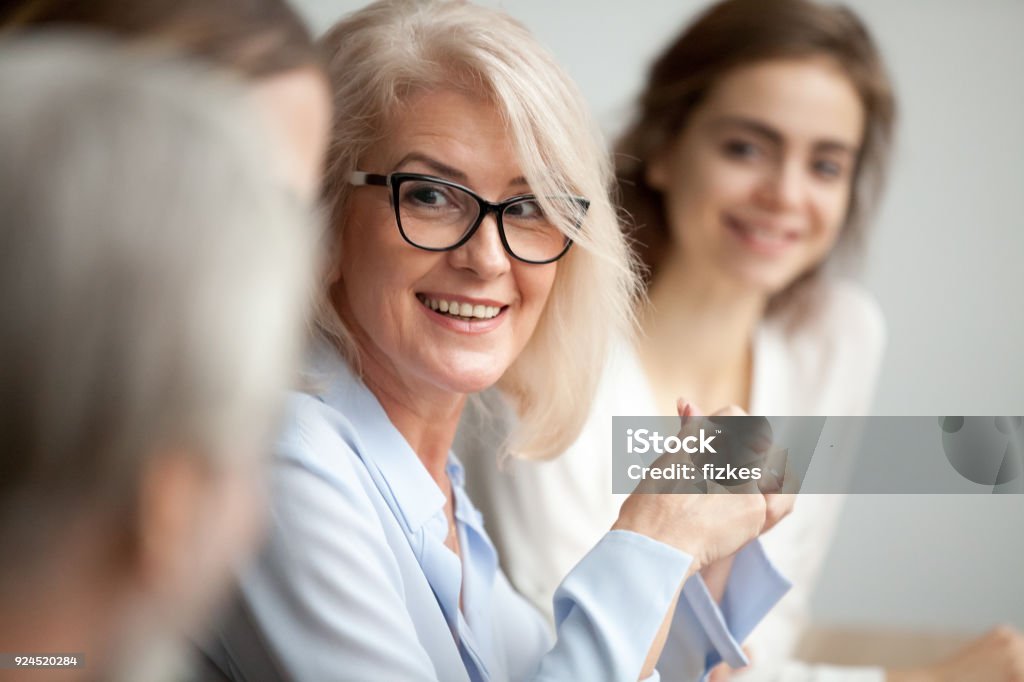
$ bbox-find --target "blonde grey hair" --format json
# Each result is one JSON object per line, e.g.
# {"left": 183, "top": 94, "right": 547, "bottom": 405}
{"left": 0, "top": 37, "right": 317, "bottom": 564}
{"left": 316, "top": 0, "right": 640, "bottom": 460}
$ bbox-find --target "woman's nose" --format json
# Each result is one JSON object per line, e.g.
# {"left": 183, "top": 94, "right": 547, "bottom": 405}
{"left": 756, "top": 158, "right": 806, "bottom": 211}
{"left": 446, "top": 211, "right": 512, "bottom": 280}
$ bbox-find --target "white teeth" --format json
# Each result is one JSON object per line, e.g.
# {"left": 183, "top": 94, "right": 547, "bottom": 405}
{"left": 734, "top": 220, "right": 787, "bottom": 243}
{"left": 419, "top": 295, "right": 501, "bottom": 320}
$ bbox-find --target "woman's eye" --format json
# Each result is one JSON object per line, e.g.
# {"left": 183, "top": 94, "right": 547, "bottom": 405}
{"left": 812, "top": 159, "right": 845, "bottom": 180}
{"left": 405, "top": 185, "right": 451, "bottom": 207}
{"left": 722, "top": 139, "right": 761, "bottom": 160}
{"left": 506, "top": 199, "right": 544, "bottom": 219}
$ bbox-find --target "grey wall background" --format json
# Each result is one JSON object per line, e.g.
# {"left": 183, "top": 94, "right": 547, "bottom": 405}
{"left": 293, "top": 1, "right": 1024, "bottom": 632}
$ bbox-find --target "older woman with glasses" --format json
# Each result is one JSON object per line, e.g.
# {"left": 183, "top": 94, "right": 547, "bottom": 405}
{"left": 199, "top": 1, "right": 790, "bottom": 681}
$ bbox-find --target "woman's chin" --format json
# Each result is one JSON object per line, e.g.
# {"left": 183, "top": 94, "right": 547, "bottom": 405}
{"left": 464, "top": 362, "right": 510, "bottom": 392}
{"left": 425, "top": 358, "right": 507, "bottom": 396}
{"left": 722, "top": 261, "right": 802, "bottom": 298}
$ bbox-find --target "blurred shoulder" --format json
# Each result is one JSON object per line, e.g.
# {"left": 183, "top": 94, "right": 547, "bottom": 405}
{"left": 770, "top": 278, "right": 886, "bottom": 357}
{"left": 813, "top": 278, "right": 886, "bottom": 352}
{"left": 759, "top": 279, "right": 887, "bottom": 415}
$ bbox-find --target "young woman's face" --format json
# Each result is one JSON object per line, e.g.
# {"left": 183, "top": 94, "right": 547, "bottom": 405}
{"left": 647, "top": 57, "right": 865, "bottom": 295}
{"left": 333, "top": 89, "right": 559, "bottom": 397}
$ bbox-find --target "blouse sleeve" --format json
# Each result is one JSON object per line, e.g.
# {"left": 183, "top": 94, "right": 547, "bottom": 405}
{"left": 532, "top": 530, "right": 695, "bottom": 681}
{"left": 655, "top": 542, "right": 791, "bottom": 681}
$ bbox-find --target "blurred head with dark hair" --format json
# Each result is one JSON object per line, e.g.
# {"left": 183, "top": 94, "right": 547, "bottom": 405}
{"left": 3, "top": 0, "right": 318, "bottom": 76}
{"left": 617, "top": 0, "right": 896, "bottom": 315}
{"left": 3, "top": 0, "right": 331, "bottom": 200}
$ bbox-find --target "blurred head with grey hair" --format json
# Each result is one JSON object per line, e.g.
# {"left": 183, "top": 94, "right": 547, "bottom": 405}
{"left": 0, "top": 37, "right": 317, "bottom": 680}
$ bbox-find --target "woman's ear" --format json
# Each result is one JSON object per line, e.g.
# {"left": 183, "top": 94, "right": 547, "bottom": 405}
{"left": 645, "top": 147, "right": 670, "bottom": 191}
{"left": 325, "top": 224, "right": 346, "bottom": 288}
{"left": 132, "top": 451, "right": 208, "bottom": 595}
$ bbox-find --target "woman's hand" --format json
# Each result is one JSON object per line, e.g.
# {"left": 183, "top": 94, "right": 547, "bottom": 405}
{"left": 887, "top": 626, "right": 1024, "bottom": 682}
{"left": 699, "top": 403, "right": 795, "bottom": 535}
{"left": 612, "top": 400, "right": 769, "bottom": 572}
{"left": 668, "top": 401, "right": 795, "bottom": 606}
{"left": 614, "top": 478, "right": 767, "bottom": 571}
{"left": 762, "top": 491, "right": 795, "bottom": 534}
{"left": 615, "top": 400, "right": 779, "bottom": 680}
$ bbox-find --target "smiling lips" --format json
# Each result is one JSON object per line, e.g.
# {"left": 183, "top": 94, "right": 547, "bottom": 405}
{"left": 416, "top": 294, "right": 504, "bottom": 321}
{"left": 724, "top": 213, "right": 802, "bottom": 255}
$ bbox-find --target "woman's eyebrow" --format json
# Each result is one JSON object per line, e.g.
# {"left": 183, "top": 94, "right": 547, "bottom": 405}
{"left": 813, "top": 139, "right": 858, "bottom": 157}
{"left": 394, "top": 152, "right": 468, "bottom": 182}
{"left": 711, "top": 116, "right": 859, "bottom": 156}
{"left": 393, "top": 151, "right": 529, "bottom": 189}
{"left": 711, "top": 115, "right": 784, "bottom": 146}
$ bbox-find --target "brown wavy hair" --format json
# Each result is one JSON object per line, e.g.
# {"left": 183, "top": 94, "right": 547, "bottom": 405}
{"left": 617, "top": 0, "right": 896, "bottom": 313}
{"left": 1, "top": 0, "right": 319, "bottom": 78}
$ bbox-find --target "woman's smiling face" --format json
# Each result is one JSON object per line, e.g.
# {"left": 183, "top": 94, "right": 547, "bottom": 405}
{"left": 332, "top": 89, "right": 559, "bottom": 397}
{"left": 647, "top": 57, "right": 866, "bottom": 295}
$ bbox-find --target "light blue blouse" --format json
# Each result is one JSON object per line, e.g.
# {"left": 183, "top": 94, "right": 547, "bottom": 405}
{"left": 200, "top": 344, "right": 789, "bottom": 682}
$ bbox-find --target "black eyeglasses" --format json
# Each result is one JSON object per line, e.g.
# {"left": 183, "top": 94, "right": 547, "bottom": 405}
{"left": 349, "top": 171, "right": 587, "bottom": 264}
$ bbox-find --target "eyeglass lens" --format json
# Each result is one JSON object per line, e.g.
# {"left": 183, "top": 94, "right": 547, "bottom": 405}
{"left": 396, "top": 178, "right": 571, "bottom": 262}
